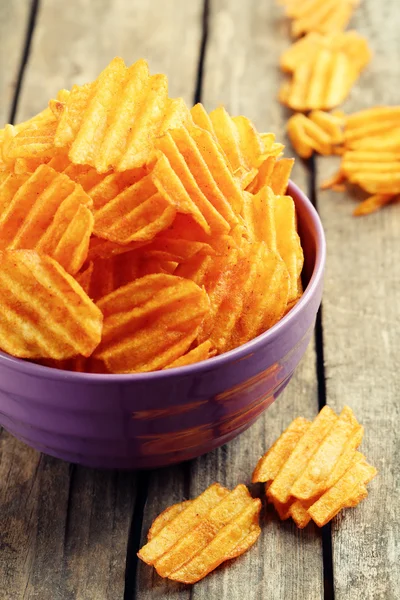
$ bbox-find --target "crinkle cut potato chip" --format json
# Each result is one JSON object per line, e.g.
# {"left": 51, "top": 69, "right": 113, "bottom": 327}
{"left": 0, "top": 250, "right": 102, "bottom": 360}
{"left": 138, "top": 483, "right": 261, "bottom": 584}
{"left": 54, "top": 58, "right": 191, "bottom": 172}
{"left": 0, "top": 55, "right": 305, "bottom": 373}
{"left": 177, "top": 240, "right": 289, "bottom": 354}
{"left": 287, "top": 111, "right": 344, "bottom": 158}
{"left": 0, "top": 164, "right": 93, "bottom": 274}
{"left": 253, "top": 406, "right": 377, "bottom": 528}
{"left": 152, "top": 126, "right": 243, "bottom": 236}
{"left": 280, "top": 0, "right": 360, "bottom": 38}
{"left": 93, "top": 273, "right": 210, "bottom": 373}
{"left": 279, "top": 31, "right": 371, "bottom": 111}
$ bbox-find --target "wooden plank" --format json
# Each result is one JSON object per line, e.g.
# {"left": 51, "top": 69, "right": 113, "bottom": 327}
{"left": 15, "top": 0, "right": 204, "bottom": 120}
{"left": 316, "top": 1, "right": 400, "bottom": 599}
{"left": 0, "top": 0, "right": 31, "bottom": 124}
{"left": 0, "top": 434, "right": 136, "bottom": 600}
{"left": 136, "top": 1, "right": 324, "bottom": 598}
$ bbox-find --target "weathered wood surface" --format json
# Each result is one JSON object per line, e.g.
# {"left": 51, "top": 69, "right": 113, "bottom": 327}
{"left": 0, "top": 0, "right": 30, "bottom": 124}
{"left": 316, "top": 2, "right": 400, "bottom": 599}
{"left": 1, "top": 0, "right": 399, "bottom": 599}
{"left": 135, "top": 1, "right": 324, "bottom": 599}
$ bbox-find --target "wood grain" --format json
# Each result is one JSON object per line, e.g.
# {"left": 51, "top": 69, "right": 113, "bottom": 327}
{"left": 136, "top": 1, "right": 323, "bottom": 599}
{"left": 0, "top": 0, "right": 30, "bottom": 124}
{"left": 15, "top": 0, "right": 204, "bottom": 121}
{"left": 316, "top": 1, "right": 400, "bottom": 599}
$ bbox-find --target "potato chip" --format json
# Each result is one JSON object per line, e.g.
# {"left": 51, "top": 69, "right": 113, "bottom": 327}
{"left": 252, "top": 417, "right": 311, "bottom": 483}
{"left": 93, "top": 273, "right": 210, "bottom": 373}
{"left": 279, "top": 32, "right": 371, "bottom": 111}
{"left": 274, "top": 194, "right": 304, "bottom": 306}
{"left": 280, "top": 0, "right": 359, "bottom": 38}
{"left": 341, "top": 150, "right": 400, "bottom": 194}
{"left": 54, "top": 58, "right": 190, "bottom": 172}
{"left": 287, "top": 111, "right": 344, "bottom": 158}
{"left": 308, "top": 457, "right": 377, "bottom": 527}
{"left": 93, "top": 170, "right": 177, "bottom": 245}
{"left": 246, "top": 157, "right": 294, "bottom": 195}
{"left": 268, "top": 406, "right": 338, "bottom": 504}
{"left": 2, "top": 92, "right": 69, "bottom": 167}
{"left": 353, "top": 194, "right": 398, "bottom": 216}
{"left": 164, "top": 340, "right": 216, "bottom": 369}
{"left": 190, "top": 104, "right": 282, "bottom": 189}
{"left": 0, "top": 164, "right": 93, "bottom": 274}
{"left": 138, "top": 483, "right": 261, "bottom": 583}
{"left": 291, "top": 406, "right": 361, "bottom": 501}
{"left": 152, "top": 126, "right": 243, "bottom": 236}
{"left": 177, "top": 241, "right": 289, "bottom": 353}
{"left": 253, "top": 407, "right": 376, "bottom": 527}
{"left": 0, "top": 250, "right": 102, "bottom": 359}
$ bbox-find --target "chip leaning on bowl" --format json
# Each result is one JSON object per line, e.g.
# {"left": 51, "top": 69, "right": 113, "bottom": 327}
{"left": 0, "top": 56, "right": 305, "bottom": 375}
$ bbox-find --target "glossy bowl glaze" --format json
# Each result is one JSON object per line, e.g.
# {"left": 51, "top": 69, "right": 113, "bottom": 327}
{"left": 0, "top": 182, "right": 325, "bottom": 469}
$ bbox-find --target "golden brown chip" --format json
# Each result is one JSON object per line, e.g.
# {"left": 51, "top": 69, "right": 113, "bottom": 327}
{"left": 54, "top": 58, "right": 191, "bottom": 172}
{"left": 287, "top": 111, "right": 344, "bottom": 158}
{"left": 291, "top": 406, "right": 362, "bottom": 501}
{"left": 93, "top": 273, "right": 210, "bottom": 373}
{"left": 353, "top": 194, "right": 398, "bottom": 216}
{"left": 268, "top": 406, "right": 338, "bottom": 504}
{"left": 0, "top": 164, "right": 93, "bottom": 274}
{"left": 252, "top": 417, "right": 311, "bottom": 483}
{"left": 191, "top": 104, "right": 281, "bottom": 189}
{"left": 93, "top": 170, "right": 177, "bottom": 245}
{"left": 253, "top": 406, "right": 376, "bottom": 528}
{"left": 0, "top": 250, "right": 102, "bottom": 359}
{"left": 341, "top": 150, "right": 400, "bottom": 194}
{"left": 279, "top": 32, "right": 371, "bottom": 111}
{"left": 163, "top": 340, "right": 216, "bottom": 369}
{"left": 152, "top": 126, "right": 243, "bottom": 236}
{"left": 308, "top": 457, "right": 377, "bottom": 527}
{"left": 177, "top": 241, "right": 289, "bottom": 354}
{"left": 280, "top": 0, "right": 359, "bottom": 38}
{"left": 138, "top": 483, "right": 261, "bottom": 583}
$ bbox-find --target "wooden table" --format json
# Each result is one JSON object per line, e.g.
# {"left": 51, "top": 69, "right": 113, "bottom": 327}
{"left": 0, "top": 1, "right": 398, "bottom": 598}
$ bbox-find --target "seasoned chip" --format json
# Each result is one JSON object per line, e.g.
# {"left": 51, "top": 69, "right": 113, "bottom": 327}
{"left": 341, "top": 150, "right": 400, "bottom": 194}
{"left": 177, "top": 241, "right": 289, "bottom": 353}
{"left": 279, "top": 32, "right": 371, "bottom": 111}
{"left": 93, "top": 170, "right": 177, "bottom": 245}
{"left": 246, "top": 157, "right": 293, "bottom": 195}
{"left": 0, "top": 250, "right": 102, "bottom": 359}
{"left": 252, "top": 417, "right": 311, "bottom": 483}
{"left": 353, "top": 194, "right": 398, "bottom": 216}
{"left": 291, "top": 406, "right": 362, "bottom": 501}
{"left": 54, "top": 58, "right": 190, "bottom": 172}
{"left": 280, "top": 0, "right": 360, "bottom": 38}
{"left": 308, "top": 456, "right": 377, "bottom": 527}
{"left": 253, "top": 407, "right": 376, "bottom": 528}
{"left": 163, "top": 340, "right": 216, "bottom": 369}
{"left": 138, "top": 483, "right": 261, "bottom": 583}
{"left": 287, "top": 111, "right": 344, "bottom": 158}
{"left": 268, "top": 406, "right": 338, "bottom": 504}
{"left": 0, "top": 164, "right": 93, "bottom": 274}
{"left": 191, "top": 104, "right": 281, "bottom": 189}
{"left": 153, "top": 126, "right": 243, "bottom": 236}
{"left": 93, "top": 273, "right": 210, "bottom": 373}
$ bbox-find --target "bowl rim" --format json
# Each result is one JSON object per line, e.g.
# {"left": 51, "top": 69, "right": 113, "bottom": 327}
{"left": 0, "top": 181, "right": 326, "bottom": 382}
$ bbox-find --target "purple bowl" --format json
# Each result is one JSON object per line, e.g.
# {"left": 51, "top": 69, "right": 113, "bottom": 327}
{"left": 0, "top": 182, "right": 325, "bottom": 469}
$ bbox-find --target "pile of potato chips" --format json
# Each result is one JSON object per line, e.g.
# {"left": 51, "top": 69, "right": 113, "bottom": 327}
{"left": 138, "top": 483, "right": 261, "bottom": 584}
{"left": 278, "top": 0, "right": 400, "bottom": 216}
{"left": 138, "top": 406, "right": 376, "bottom": 583}
{"left": 252, "top": 406, "right": 376, "bottom": 528}
{"left": 0, "top": 57, "right": 304, "bottom": 373}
